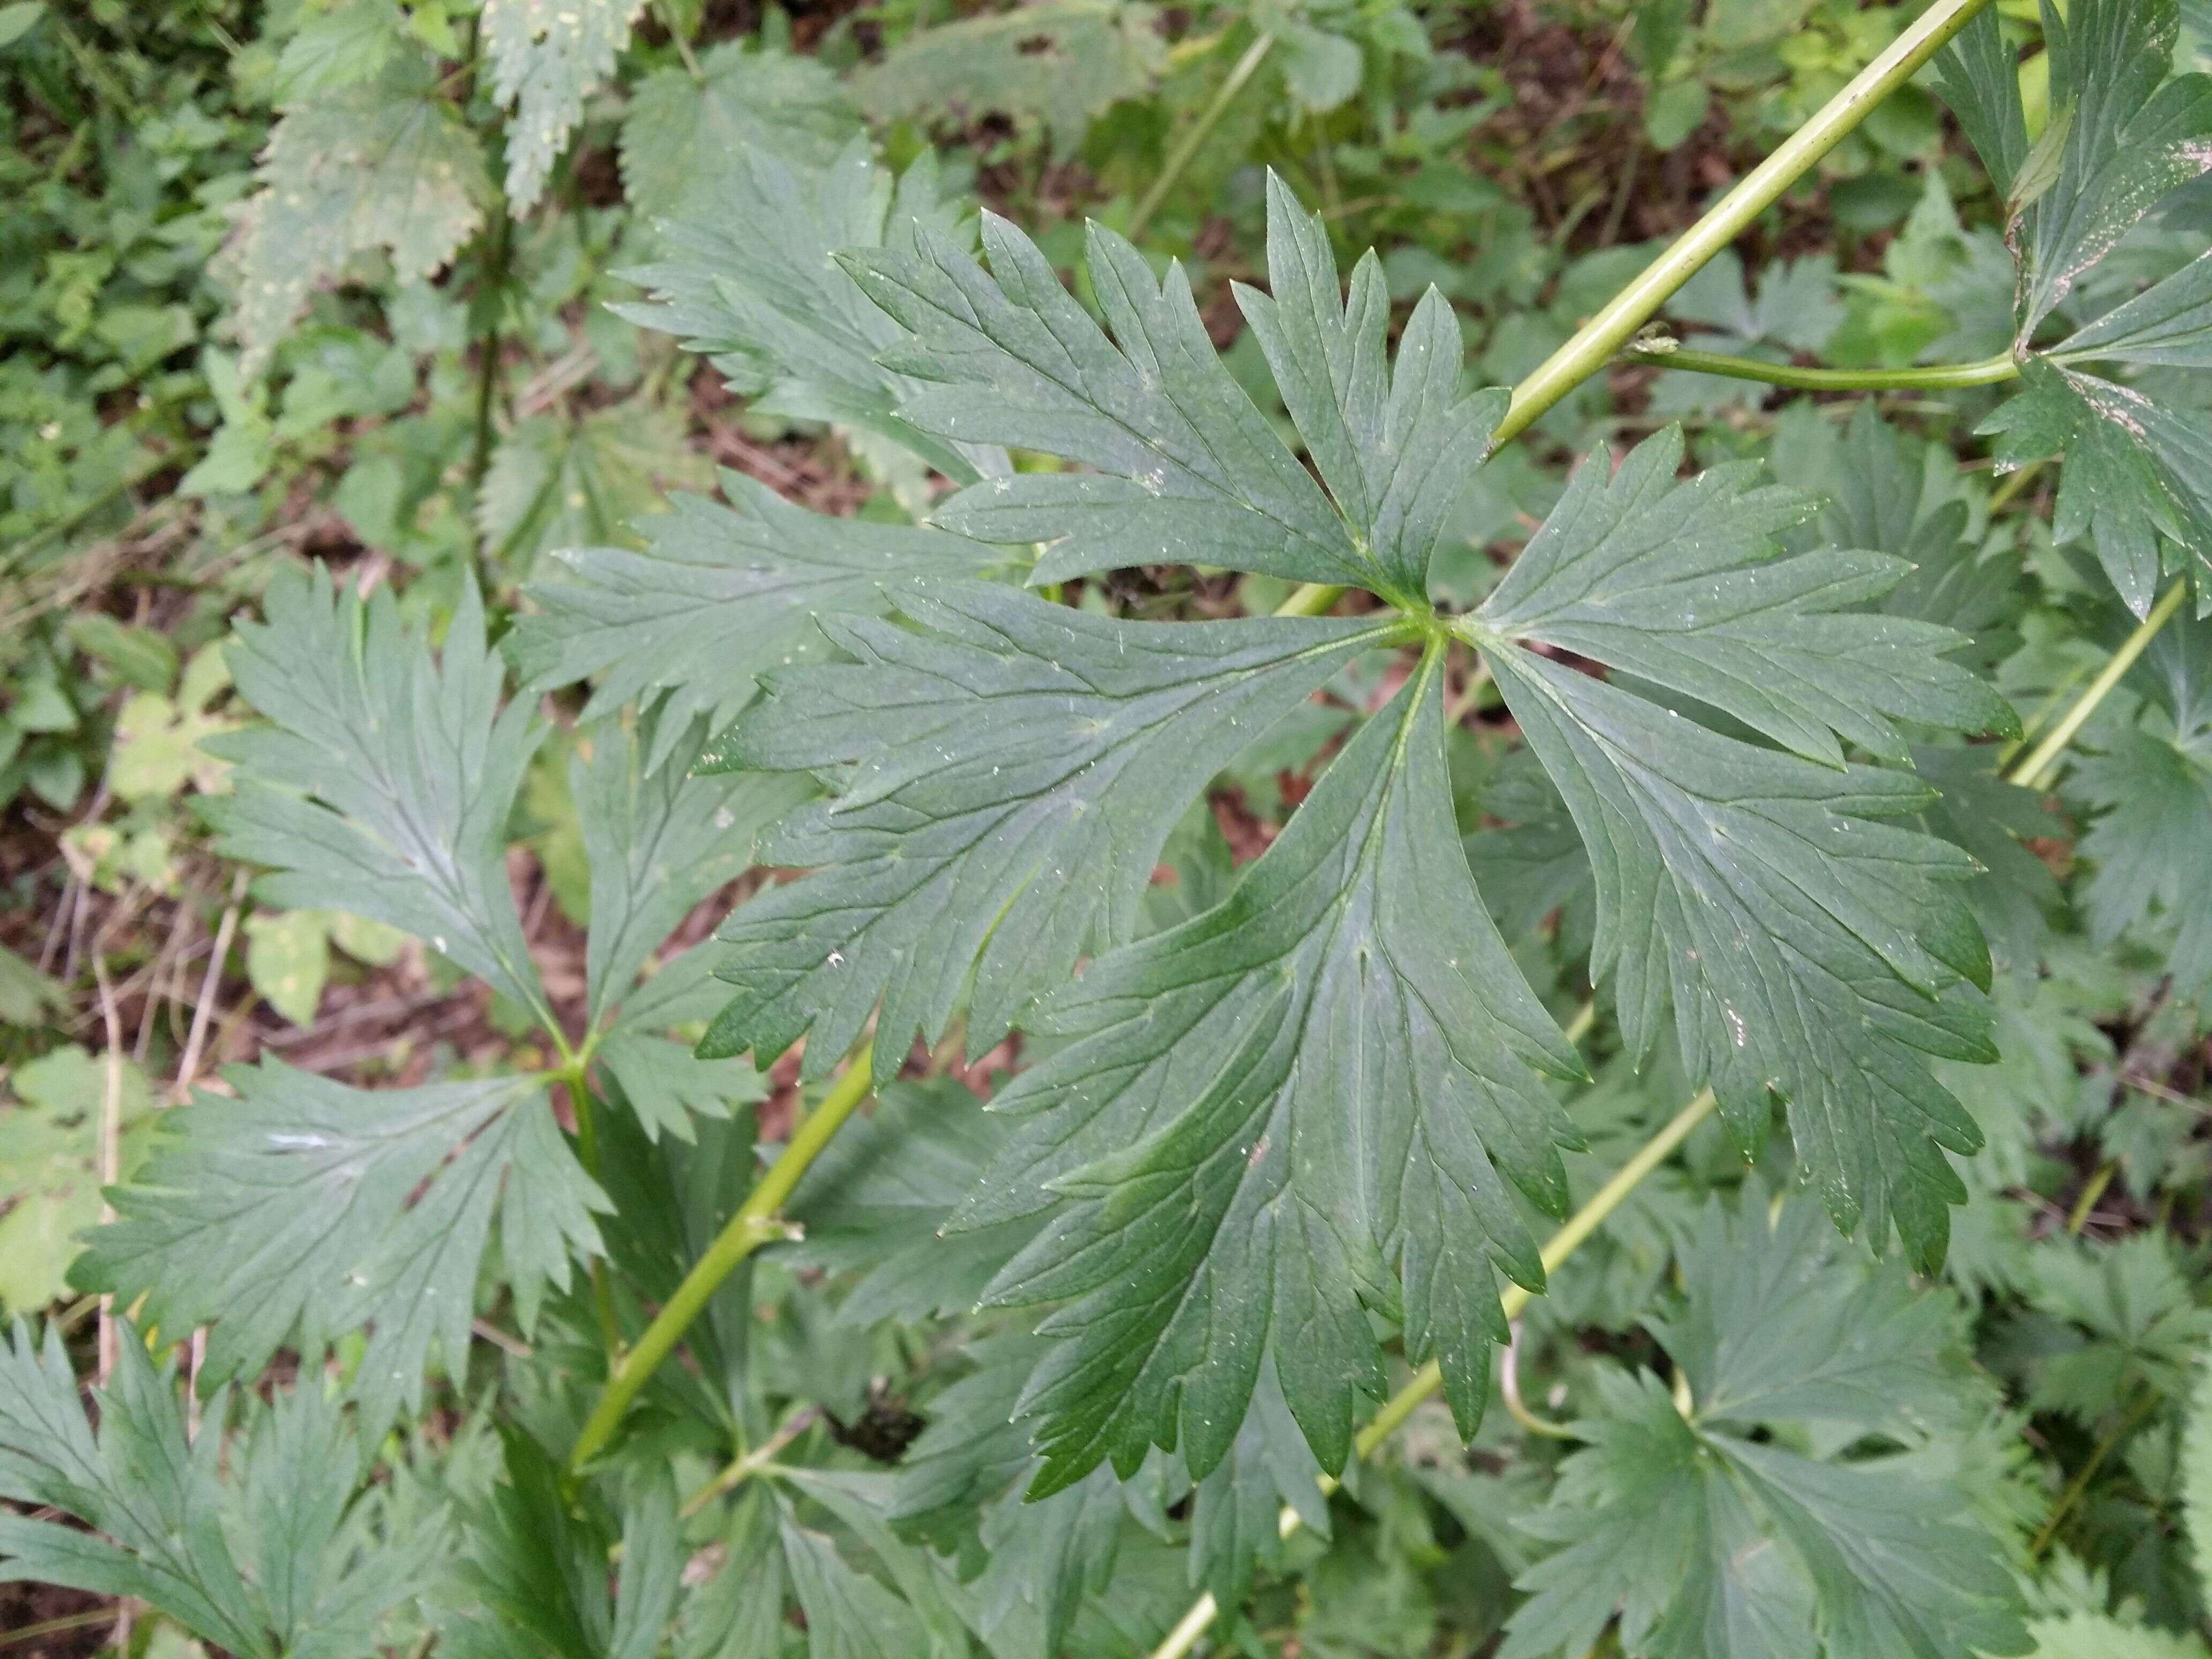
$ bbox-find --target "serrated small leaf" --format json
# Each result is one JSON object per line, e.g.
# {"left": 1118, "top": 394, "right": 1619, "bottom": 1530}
{"left": 204, "top": 569, "right": 552, "bottom": 1026}
{"left": 74, "top": 1062, "right": 605, "bottom": 1431}
{"left": 851, "top": 0, "right": 1164, "bottom": 147}
{"left": 0, "top": 1322, "right": 429, "bottom": 1659}
{"left": 783, "top": 1078, "right": 1040, "bottom": 1327}
{"left": 618, "top": 40, "right": 856, "bottom": 220}
{"left": 2073, "top": 601, "right": 2212, "bottom": 991}
{"left": 230, "top": 59, "right": 492, "bottom": 375}
{"left": 1503, "top": 1193, "right": 2026, "bottom": 1659}
{"left": 482, "top": 0, "right": 646, "bottom": 213}
{"left": 476, "top": 400, "right": 712, "bottom": 577}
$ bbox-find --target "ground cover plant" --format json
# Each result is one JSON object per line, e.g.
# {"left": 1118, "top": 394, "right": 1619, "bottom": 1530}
{"left": 5, "top": 0, "right": 2212, "bottom": 1654}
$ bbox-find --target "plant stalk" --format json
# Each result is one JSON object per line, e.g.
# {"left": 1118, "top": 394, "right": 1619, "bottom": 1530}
{"left": 570, "top": 1048, "right": 876, "bottom": 1470}
{"left": 1623, "top": 346, "right": 2019, "bottom": 392}
{"left": 1128, "top": 32, "right": 1276, "bottom": 243}
{"left": 1490, "top": 0, "right": 1994, "bottom": 449}
{"left": 2006, "top": 582, "right": 2187, "bottom": 791}
{"left": 1148, "top": 1087, "right": 1720, "bottom": 1659}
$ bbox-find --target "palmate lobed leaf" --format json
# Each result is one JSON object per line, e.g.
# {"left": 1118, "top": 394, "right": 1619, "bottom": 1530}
{"left": 72, "top": 1062, "right": 606, "bottom": 1433}
{"left": 1939, "top": 0, "right": 2212, "bottom": 615}
{"left": 1460, "top": 428, "right": 2012, "bottom": 1271}
{"left": 1501, "top": 1193, "right": 2026, "bottom": 1659}
{"left": 682, "top": 179, "right": 2016, "bottom": 1488}
{"left": 0, "top": 1320, "right": 432, "bottom": 1659}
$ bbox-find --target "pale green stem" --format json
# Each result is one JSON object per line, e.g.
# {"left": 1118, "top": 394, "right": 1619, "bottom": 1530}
{"left": 1623, "top": 346, "right": 2019, "bottom": 392}
{"left": 1147, "top": 1087, "right": 1720, "bottom": 1659}
{"left": 1128, "top": 32, "right": 1276, "bottom": 243}
{"left": 1275, "top": 581, "right": 1346, "bottom": 618}
{"left": 2006, "top": 582, "right": 2187, "bottom": 791}
{"left": 681, "top": 1404, "right": 821, "bottom": 1518}
{"left": 1490, "top": 0, "right": 1996, "bottom": 449}
{"left": 571, "top": 1049, "right": 876, "bottom": 1471}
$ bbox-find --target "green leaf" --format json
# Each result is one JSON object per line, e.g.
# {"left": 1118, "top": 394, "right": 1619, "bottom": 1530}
{"left": 1983, "top": 359, "right": 2212, "bottom": 617}
{"left": 1187, "top": 1351, "right": 1332, "bottom": 1608}
{"left": 0, "top": 1045, "right": 152, "bottom": 1313}
{"left": 1935, "top": 10, "right": 2029, "bottom": 197}
{"left": 2073, "top": 602, "right": 2212, "bottom": 992}
{"left": 274, "top": 0, "right": 407, "bottom": 101}
{"left": 850, "top": 0, "right": 1165, "bottom": 147}
{"left": 594, "top": 1032, "right": 768, "bottom": 1142}
{"left": 969, "top": 653, "right": 1582, "bottom": 1490}
{"left": 482, "top": 0, "right": 646, "bottom": 213}
{"left": 231, "top": 58, "right": 492, "bottom": 375}
{"left": 2024, "top": 1233, "right": 2212, "bottom": 1422}
{"left": 0, "top": 1321, "right": 429, "bottom": 1659}
{"left": 573, "top": 711, "right": 810, "bottom": 1027}
{"left": 73, "top": 1061, "right": 606, "bottom": 1432}
{"left": 509, "top": 475, "right": 1008, "bottom": 768}
{"left": 2023, "top": 1616, "right": 2208, "bottom": 1659}
{"left": 1462, "top": 429, "right": 2005, "bottom": 1268}
{"left": 0, "top": 940, "right": 64, "bottom": 1029}
{"left": 1647, "top": 1195, "right": 1976, "bottom": 1438}
{"left": 842, "top": 176, "right": 1503, "bottom": 604}
{"left": 779, "top": 1508, "right": 937, "bottom": 1659}
{"left": 203, "top": 568, "right": 553, "bottom": 1028}
{"left": 611, "top": 137, "right": 1002, "bottom": 488}
{"left": 1502, "top": 1193, "right": 2027, "bottom": 1659}
{"left": 884, "top": 1334, "right": 1133, "bottom": 1654}
{"left": 1955, "top": 0, "right": 2212, "bottom": 614}
{"left": 699, "top": 581, "right": 1404, "bottom": 1081}
{"left": 477, "top": 399, "right": 712, "bottom": 577}
{"left": 2179, "top": 1359, "right": 2212, "bottom": 1573}
{"left": 618, "top": 40, "right": 857, "bottom": 220}
{"left": 444, "top": 1426, "right": 681, "bottom": 1659}
{"left": 243, "top": 907, "right": 331, "bottom": 1027}
{"left": 784, "top": 1078, "right": 1041, "bottom": 1327}
{"left": 1472, "top": 427, "right": 2014, "bottom": 767}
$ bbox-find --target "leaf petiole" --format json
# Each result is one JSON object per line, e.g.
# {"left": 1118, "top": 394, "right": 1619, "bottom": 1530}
{"left": 1490, "top": 0, "right": 1996, "bottom": 447}
{"left": 570, "top": 1045, "right": 876, "bottom": 1471}
{"left": 1621, "top": 345, "right": 2020, "bottom": 392}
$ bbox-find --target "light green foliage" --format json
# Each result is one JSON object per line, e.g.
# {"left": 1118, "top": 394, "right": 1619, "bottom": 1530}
{"left": 477, "top": 397, "right": 712, "bottom": 576}
{"left": 1942, "top": 0, "right": 2212, "bottom": 614}
{"left": 851, "top": 0, "right": 1164, "bottom": 147}
{"left": 0, "top": 1045, "right": 151, "bottom": 1312}
{"left": 618, "top": 40, "right": 856, "bottom": 218}
{"left": 483, "top": 0, "right": 647, "bottom": 212}
{"left": 2073, "top": 603, "right": 2212, "bottom": 992}
{"left": 74, "top": 1062, "right": 606, "bottom": 1431}
{"left": 0, "top": 1321, "right": 431, "bottom": 1658}
{"left": 230, "top": 57, "right": 492, "bottom": 374}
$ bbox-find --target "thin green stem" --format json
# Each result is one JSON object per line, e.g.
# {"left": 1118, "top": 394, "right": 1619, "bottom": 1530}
{"left": 1275, "top": 582, "right": 1345, "bottom": 618}
{"left": 570, "top": 1048, "right": 877, "bottom": 1471}
{"left": 1128, "top": 32, "right": 1276, "bottom": 243}
{"left": 1623, "top": 346, "right": 2019, "bottom": 392}
{"left": 681, "top": 1404, "right": 821, "bottom": 1518}
{"left": 1490, "top": 0, "right": 1995, "bottom": 449}
{"left": 2029, "top": 1388, "right": 2162, "bottom": 1560}
{"left": 2006, "top": 582, "right": 2187, "bottom": 791}
{"left": 1987, "top": 459, "right": 2044, "bottom": 515}
{"left": 566, "top": 1073, "right": 623, "bottom": 1360}
{"left": 1148, "top": 1086, "right": 1720, "bottom": 1659}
